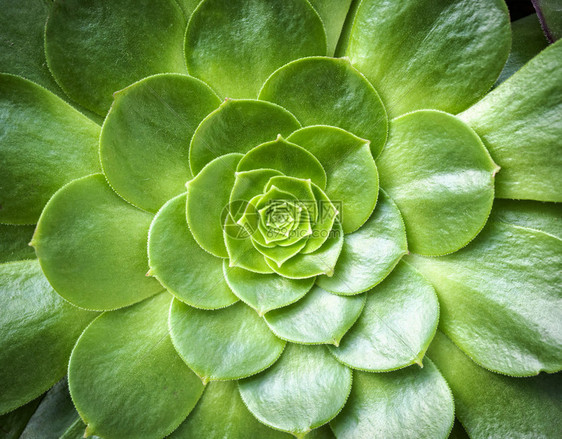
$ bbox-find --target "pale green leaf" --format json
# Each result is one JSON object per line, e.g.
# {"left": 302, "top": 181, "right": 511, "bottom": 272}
{"left": 33, "top": 174, "right": 162, "bottom": 311}
{"left": 330, "top": 361, "right": 454, "bottom": 439}
{"left": 265, "top": 285, "right": 365, "bottom": 345}
{"left": 170, "top": 300, "right": 285, "bottom": 381}
{"left": 330, "top": 261, "right": 439, "bottom": 371}
{"left": 260, "top": 57, "right": 387, "bottom": 157}
{"left": 428, "top": 331, "right": 562, "bottom": 439}
{"left": 186, "top": 153, "right": 242, "bottom": 258}
{"left": 377, "top": 110, "right": 497, "bottom": 256}
{"left": 459, "top": 40, "right": 562, "bottom": 202}
{"left": 148, "top": 194, "right": 237, "bottom": 309}
{"left": 45, "top": 0, "right": 187, "bottom": 115}
{"left": 408, "top": 221, "right": 562, "bottom": 376}
{"left": 343, "top": 0, "right": 510, "bottom": 116}
{"left": 0, "top": 260, "right": 96, "bottom": 414}
{"left": 100, "top": 74, "right": 220, "bottom": 212}
{"left": 317, "top": 190, "right": 407, "bottom": 294}
{"left": 185, "top": 0, "right": 326, "bottom": 98}
{"left": 190, "top": 99, "right": 300, "bottom": 175}
{"left": 69, "top": 293, "right": 204, "bottom": 439}
{"left": 0, "top": 74, "right": 100, "bottom": 224}
{"left": 239, "top": 343, "right": 352, "bottom": 436}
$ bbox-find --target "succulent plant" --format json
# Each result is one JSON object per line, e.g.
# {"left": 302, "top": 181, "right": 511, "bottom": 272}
{"left": 1, "top": 0, "right": 561, "bottom": 438}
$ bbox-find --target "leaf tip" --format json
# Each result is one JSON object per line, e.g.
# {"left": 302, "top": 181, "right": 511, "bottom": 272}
{"left": 84, "top": 424, "right": 95, "bottom": 438}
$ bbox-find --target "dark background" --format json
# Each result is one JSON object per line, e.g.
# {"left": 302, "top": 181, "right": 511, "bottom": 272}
{"left": 506, "top": 0, "right": 536, "bottom": 21}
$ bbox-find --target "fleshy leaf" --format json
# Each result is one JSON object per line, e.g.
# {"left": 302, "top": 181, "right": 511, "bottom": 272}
{"left": 185, "top": 0, "right": 326, "bottom": 98}
{"left": 0, "top": 225, "right": 36, "bottom": 263}
{"left": 301, "top": 185, "right": 338, "bottom": 254}
{"left": 254, "top": 239, "right": 307, "bottom": 267}
{"left": 170, "top": 300, "right": 285, "bottom": 381}
{"left": 69, "top": 293, "right": 204, "bottom": 439}
{"left": 533, "top": 0, "right": 562, "bottom": 41}
{"left": 0, "top": 398, "right": 40, "bottom": 439}
{"left": 342, "top": 0, "right": 510, "bottom": 116}
{"left": 237, "top": 137, "right": 327, "bottom": 189}
{"left": 329, "top": 261, "right": 439, "bottom": 371}
{"left": 0, "top": 74, "right": 100, "bottom": 224}
{"left": 45, "top": 0, "right": 187, "bottom": 115}
{"left": 288, "top": 126, "right": 379, "bottom": 234}
{"left": 264, "top": 285, "right": 365, "bottom": 346}
{"left": 260, "top": 57, "right": 387, "bottom": 157}
{"left": 239, "top": 343, "right": 352, "bottom": 436}
{"left": 267, "top": 221, "right": 343, "bottom": 279}
{"left": 100, "top": 74, "right": 220, "bottom": 212}
{"left": 308, "top": 0, "right": 353, "bottom": 56}
{"left": 377, "top": 110, "right": 497, "bottom": 256}
{"left": 330, "top": 362, "right": 454, "bottom": 439}
{"left": 33, "top": 174, "right": 161, "bottom": 311}
{"left": 223, "top": 264, "right": 314, "bottom": 315}
{"left": 408, "top": 221, "right": 562, "bottom": 376}
{"left": 0, "top": 2, "right": 63, "bottom": 102}
{"left": 489, "top": 198, "right": 562, "bottom": 239}
{"left": 190, "top": 99, "right": 300, "bottom": 175}
{"left": 0, "top": 260, "right": 96, "bottom": 414}
{"left": 459, "top": 40, "right": 562, "bottom": 202}
{"left": 169, "top": 381, "right": 290, "bottom": 439}
{"left": 224, "top": 213, "right": 273, "bottom": 274}
{"left": 428, "top": 331, "right": 562, "bottom": 439}
{"left": 496, "top": 14, "right": 548, "bottom": 85}
{"left": 148, "top": 194, "right": 237, "bottom": 309}
{"left": 18, "top": 379, "right": 82, "bottom": 439}
{"left": 187, "top": 153, "right": 242, "bottom": 258}
{"left": 317, "top": 190, "right": 407, "bottom": 294}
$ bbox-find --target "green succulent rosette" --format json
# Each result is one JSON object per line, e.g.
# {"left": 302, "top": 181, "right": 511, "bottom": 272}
{"left": 1, "top": 0, "right": 561, "bottom": 438}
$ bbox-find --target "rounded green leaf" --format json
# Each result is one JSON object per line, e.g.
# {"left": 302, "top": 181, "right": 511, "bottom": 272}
{"left": 0, "top": 224, "right": 36, "bottom": 263}
{"left": 343, "top": 0, "right": 510, "bottom": 116}
{"left": 301, "top": 184, "right": 338, "bottom": 254}
{"left": 224, "top": 213, "right": 273, "bottom": 274}
{"left": 377, "top": 110, "right": 497, "bottom": 256}
{"left": 0, "top": 74, "right": 100, "bottom": 224}
{"left": 317, "top": 190, "right": 407, "bottom": 294}
{"left": 100, "top": 74, "right": 220, "bottom": 212}
{"left": 265, "top": 285, "right": 365, "bottom": 346}
{"left": 230, "top": 169, "right": 284, "bottom": 214}
{"left": 148, "top": 194, "right": 237, "bottom": 309}
{"left": 170, "top": 300, "right": 285, "bottom": 381}
{"left": 33, "top": 174, "right": 161, "bottom": 311}
{"left": 428, "top": 331, "right": 562, "bottom": 439}
{"left": 69, "top": 292, "right": 204, "bottom": 439}
{"left": 408, "top": 221, "right": 562, "bottom": 376}
{"left": 254, "top": 239, "right": 308, "bottom": 267}
{"left": 169, "top": 381, "right": 291, "bottom": 439}
{"left": 186, "top": 153, "right": 242, "bottom": 258}
{"left": 0, "top": 260, "right": 96, "bottom": 415}
{"left": 239, "top": 343, "right": 352, "bottom": 436}
{"left": 459, "top": 40, "right": 562, "bottom": 202}
{"left": 308, "top": 0, "right": 353, "bottom": 56}
{"left": 190, "top": 99, "right": 300, "bottom": 175}
{"left": 0, "top": 1, "right": 64, "bottom": 101}
{"left": 45, "top": 0, "right": 187, "bottom": 115}
{"left": 223, "top": 264, "right": 314, "bottom": 315}
{"left": 267, "top": 221, "right": 343, "bottom": 279}
{"left": 329, "top": 261, "right": 439, "bottom": 372}
{"left": 237, "top": 137, "right": 327, "bottom": 189}
{"left": 496, "top": 14, "right": 548, "bottom": 85}
{"left": 18, "top": 379, "right": 82, "bottom": 439}
{"left": 288, "top": 126, "right": 379, "bottom": 233}
{"left": 259, "top": 57, "right": 387, "bottom": 157}
{"left": 490, "top": 198, "right": 562, "bottom": 239}
{"left": 185, "top": 0, "right": 326, "bottom": 98}
{"left": 330, "top": 361, "right": 454, "bottom": 439}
